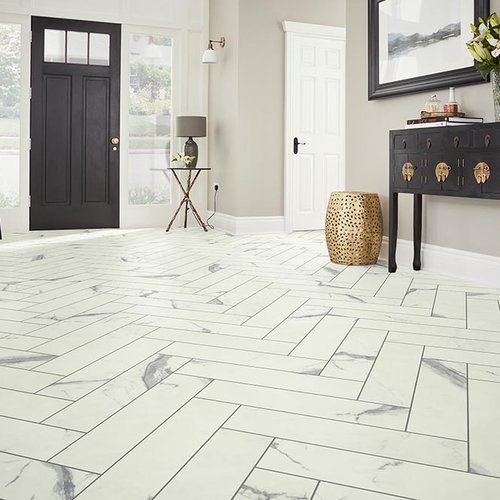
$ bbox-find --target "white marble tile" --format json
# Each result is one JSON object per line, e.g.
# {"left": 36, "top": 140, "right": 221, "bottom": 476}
{"left": 0, "top": 347, "right": 56, "bottom": 369}
{"left": 178, "top": 359, "right": 361, "bottom": 399}
{"left": 407, "top": 359, "right": 467, "bottom": 441}
{"left": 245, "top": 296, "right": 307, "bottom": 329}
{"left": 468, "top": 364, "right": 500, "bottom": 383}
{"left": 0, "top": 319, "right": 41, "bottom": 335}
{"left": 225, "top": 406, "right": 467, "bottom": 470}
{"left": 0, "top": 332, "right": 48, "bottom": 351}
{"left": 387, "top": 331, "right": 500, "bottom": 355}
{"left": 375, "top": 276, "right": 412, "bottom": 300}
{"left": 0, "top": 415, "right": 82, "bottom": 461}
{"left": 352, "top": 272, "right": 389, "bottom": 292}
{"left": 321, "top": 328, "right": 387, "bottom": 381}
{"left": 227, "top": 287, "right": 287, "bottom": 317}
{"left": 46, "top": 354, "right": 189, "bottom": 431}
{"left": 360, "top": 342, "right": 423, "bottom": 407}
{"left": 199, "top": 380, "right": 408, "bottom": 430}
{"left": 469, "top": 379, "right": 500, "bottom": 477}
{"left": 424, "top": 346, "right": 500, "bottom": 367}
{"left": 38, "top": 337, "right": 168, "bottom": 400}
{"left": 160, "top": 343, "right": 326, "bottom": 375}
{"left": 74, "top": 398, "right": 237, "bottom": 500}
{"left": 234, "top": 468, "right": 317, "bottom": 500}
{"left": 155, "top": 428, "right": 272, "bottom": 499}
{"left": 52, "top": 374, "right": 211, "bottom": 473}
{"left": 215, "top": 279, "right": 271, "bottom": 307}
{"left": 34, "top": 313, "right": 143, "bottom": 355}
{"left": 0, "top": 387, "right": 70, "bottom": 422}
{"left": 259, "top": 440, "right": 500, "bottom": 500}
{"left": 147, "top": 328, "right": 293, "bottom": 355}
{"left": 432, "top": 289, "right": 466, "bottom": 320}
{"left": 265, "top": 304, "right": 331, "bottom": 343}
{"left": 34, "top": 324, "right": 156, "bottom": 376}
{"left": 0, "top": 452, "right": 98, "bottom": 500}
{"left": 331, "top": 266, "right": 370, "bottom": 288}
{"left": 0, "top": 365, "right": 61, "bottom": 392}
{"left": 467, "top": 297, "right": 500, "bottom": 331}
{"left": 290, "top": 315, "right": 356, "bottom": 361}
{"left": 313, "top": 482, "right": 410, "bottom": 499}
{"left": 401, "top": 283, "right": 437, "bottom": 309}
{"left": 124, "top": 303, "right": 247, "bottom": 325}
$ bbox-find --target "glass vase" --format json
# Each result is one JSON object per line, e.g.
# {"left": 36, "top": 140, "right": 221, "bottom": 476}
{"left": 492, "top": 68, "right": 500, "bottom": 121}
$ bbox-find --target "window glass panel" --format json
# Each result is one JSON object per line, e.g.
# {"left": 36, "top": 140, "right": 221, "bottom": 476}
{"left": 44, "top": 29, "right": 65, "bottom": 63}
{"left": 128, "top": 34, "right": 172, "bottom": 205}
{"left": 67, "top": 31, "right": 88, "bottom": 64}
{"left": 0, "top": 23, "right": 21, "bottom": 208}
{"left": 89, "top": 33, "right": 110, "bottom": 66}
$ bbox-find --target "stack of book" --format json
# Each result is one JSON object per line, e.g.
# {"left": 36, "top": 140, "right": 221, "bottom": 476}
{"left": 405, "top": 115, "right": 483, "bottom": 129}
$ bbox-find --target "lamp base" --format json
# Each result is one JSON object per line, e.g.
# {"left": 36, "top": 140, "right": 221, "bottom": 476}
{"left": 184, "top": 137, "right": 198, "bottom": 168}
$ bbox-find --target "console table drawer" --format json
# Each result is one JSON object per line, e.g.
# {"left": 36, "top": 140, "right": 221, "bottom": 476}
{"left": 472, "top": 128, "right": 500, "bottom": 148}
{"left": 393, "top": 133, "right": 416, "bottom": 151}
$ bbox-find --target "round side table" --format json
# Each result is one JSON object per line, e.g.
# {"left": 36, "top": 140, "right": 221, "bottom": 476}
{"left": 325, "top": 192, "right": 383, "bottom": 266}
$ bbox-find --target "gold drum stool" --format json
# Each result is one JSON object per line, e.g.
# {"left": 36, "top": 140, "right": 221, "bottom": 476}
{"left": 325, "top": 192, "right": 383, "bottom": 265}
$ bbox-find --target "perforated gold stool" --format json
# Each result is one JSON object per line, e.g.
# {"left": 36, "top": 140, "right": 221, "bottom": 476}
{"left": 325, "top": 192, "right": 383, "bottom": 265}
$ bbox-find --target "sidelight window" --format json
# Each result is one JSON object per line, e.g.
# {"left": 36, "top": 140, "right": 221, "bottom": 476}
{"left": 127, "top": 34, "right": 172, "bottom": 205}
{"left": 0, "top": 22, "right": 21, "bottom": 208}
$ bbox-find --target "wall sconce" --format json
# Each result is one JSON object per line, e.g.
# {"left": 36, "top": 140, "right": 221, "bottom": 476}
{"left": 202, "top": 37, "right": 226, "bottom": 64}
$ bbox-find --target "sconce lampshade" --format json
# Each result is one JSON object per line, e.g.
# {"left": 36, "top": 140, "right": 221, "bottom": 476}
{"left": 175, "top": 116, "right": 207, "bottom": 138}
{"left": 202, "top": 48, "right": 217, "bottom": 64}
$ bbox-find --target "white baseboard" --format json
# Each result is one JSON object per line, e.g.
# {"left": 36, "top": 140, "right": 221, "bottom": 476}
{"left": 380, "top": 237, "right": 500, "bottom": 288}
{"left": 207, "top": 212, "right": 285, "bottom": 235}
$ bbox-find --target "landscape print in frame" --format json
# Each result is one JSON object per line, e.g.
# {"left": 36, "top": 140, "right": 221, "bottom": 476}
{"left": 368, "top": 0, "right": 490, "bottom": 99}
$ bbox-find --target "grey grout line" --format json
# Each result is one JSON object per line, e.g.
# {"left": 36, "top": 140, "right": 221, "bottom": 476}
{"left": 229, "top": 436, "right": 275, "bottom": 500}
{"left": 356, "top": 330, "right": 390, "bottom": 400}
{"left": 53, "top": 378, "right": 217, "bottom": 481}
{"left": 149, "top": 406, "right": 245, "bottom": 500}
{"left": 37, "top": 351, "right": 189, "bottom": 426}
{"left": 220, "top": 428, "right": 471, "bottom": 476}
{"left": 316, "top": 319, "right": 358, "bottom": 377}
{"left": 309, "top": 479, "right": 321, "bottom": 500}
{"left": 404, "top": 345, "right": 424, "bottom": 432}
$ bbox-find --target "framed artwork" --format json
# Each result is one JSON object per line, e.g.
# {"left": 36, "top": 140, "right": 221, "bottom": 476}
{"left": 368, "top": 0, "right": 490, "bottom": 99}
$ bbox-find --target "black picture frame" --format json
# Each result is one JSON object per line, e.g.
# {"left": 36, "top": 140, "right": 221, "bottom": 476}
{"left": 368, "top": 0, "right": 490, "bottom": 100}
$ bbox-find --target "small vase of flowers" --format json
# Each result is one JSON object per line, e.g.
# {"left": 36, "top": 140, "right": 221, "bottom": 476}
{"left": 171, "top": 152, "right": 196, "bottom": 168}
{"left": 467, "top": 12, "right": 500, "bottom": 120}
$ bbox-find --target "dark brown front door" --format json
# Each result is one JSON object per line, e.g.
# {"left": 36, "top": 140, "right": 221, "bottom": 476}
{"left": 30, "top": 17, "right": 121, "bottom": 230}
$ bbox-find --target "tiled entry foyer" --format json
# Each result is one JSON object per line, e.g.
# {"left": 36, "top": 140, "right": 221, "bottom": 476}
{"left": 1, "top": 230, "right": 500, "bottom": 499}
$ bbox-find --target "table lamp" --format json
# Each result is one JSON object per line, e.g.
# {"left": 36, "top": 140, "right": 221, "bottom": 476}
{"left": 175, "top": 116, "right": 207, "bottom": 169}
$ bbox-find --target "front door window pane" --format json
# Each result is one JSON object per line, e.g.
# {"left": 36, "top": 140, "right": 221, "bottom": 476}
{"left": 44, "top": 29, "right": 65, "bottom": 63}
{"left": 67, "top": 31, "right": 88, "bottom": 64}
{"left": 0, "top": 23, "right": 21, "bottom": 208}
{"left": 128, "top": 34, "right": 172, "bottom": 205}
{"left": 89, "top": 33, "right": 110, "bottom": 66}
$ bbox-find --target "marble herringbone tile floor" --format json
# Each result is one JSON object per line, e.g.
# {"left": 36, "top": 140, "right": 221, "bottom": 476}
{"left": 0, "top": 228, "right": 500, "bottom": 500}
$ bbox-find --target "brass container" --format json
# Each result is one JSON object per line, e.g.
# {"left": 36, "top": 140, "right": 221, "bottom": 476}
{"left": 325, "top": 192, "right": 383, "bottom": 266}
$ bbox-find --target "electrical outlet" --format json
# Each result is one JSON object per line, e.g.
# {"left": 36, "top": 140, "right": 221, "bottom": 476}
{"left": 213, "top": 183, "right": 219, "bottom": 191}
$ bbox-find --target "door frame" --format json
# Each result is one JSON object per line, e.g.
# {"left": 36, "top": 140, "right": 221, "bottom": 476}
{"left": 282, "top": 21, "right": 346, "bottom": 233}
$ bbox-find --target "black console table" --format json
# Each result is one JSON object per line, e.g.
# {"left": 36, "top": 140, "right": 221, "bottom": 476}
{"left": 389, "top": 123, "right": 500, "bottom": 273}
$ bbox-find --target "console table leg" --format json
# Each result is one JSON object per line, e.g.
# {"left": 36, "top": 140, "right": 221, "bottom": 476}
{"left": 413, "top": 193, "right": 422, "bottom": 271}
{"left": 388, "top": 192, "right": 398, "bottom": 273}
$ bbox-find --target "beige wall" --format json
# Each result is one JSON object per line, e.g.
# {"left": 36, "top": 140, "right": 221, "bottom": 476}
{"left": 346, "top": 0, "right": 500, "bottom": 257}
{"left": 208, "top": 0, "right": 345, "bottom": 217}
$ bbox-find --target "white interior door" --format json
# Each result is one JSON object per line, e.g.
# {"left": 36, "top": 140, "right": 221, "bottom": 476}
{"left": 283, "top": 22, "right": 345, "bottom": 231}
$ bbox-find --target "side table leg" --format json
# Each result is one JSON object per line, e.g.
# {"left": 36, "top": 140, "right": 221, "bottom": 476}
{"left": 388, "top": 192, "right": 398, "bottom": 273}
{"left": 413, "top": 193, "right": 422, "bottom": 271}
{"left": 183, "top": 170, "right": 192, "bottom": 228}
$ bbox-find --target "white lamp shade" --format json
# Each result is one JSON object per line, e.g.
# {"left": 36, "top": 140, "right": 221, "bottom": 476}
{"left": 202, "top": 48, "right": 217, "bottom": 64}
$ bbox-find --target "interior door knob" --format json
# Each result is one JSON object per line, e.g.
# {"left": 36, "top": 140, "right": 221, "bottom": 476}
{"left": 293, "top": 137, "right": 306, "bottom": 154}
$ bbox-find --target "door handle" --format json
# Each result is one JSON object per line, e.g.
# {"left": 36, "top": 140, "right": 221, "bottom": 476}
{"left": 293, "top": 137, "right": 306, "bottom": 154}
